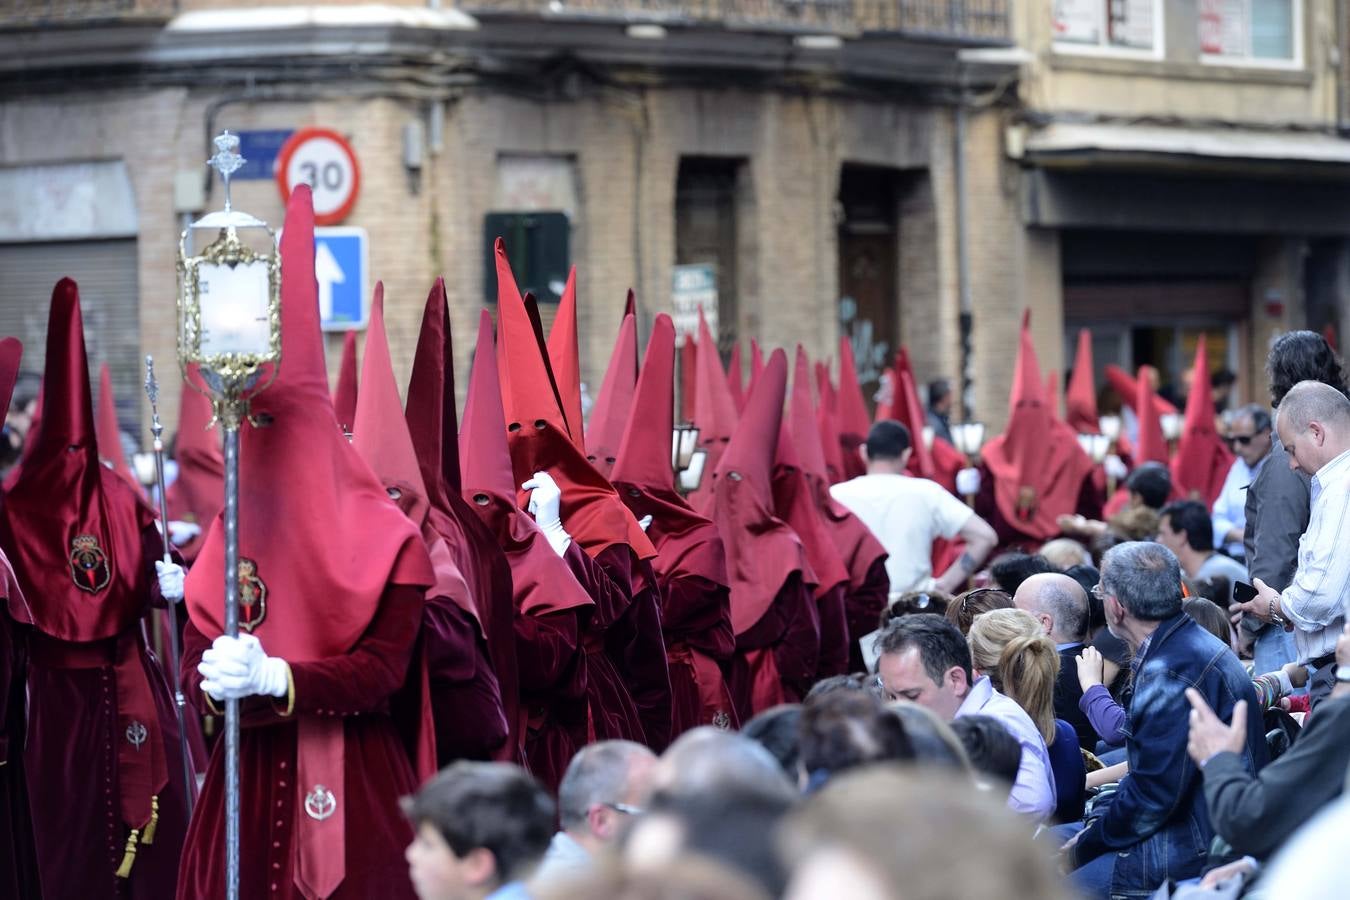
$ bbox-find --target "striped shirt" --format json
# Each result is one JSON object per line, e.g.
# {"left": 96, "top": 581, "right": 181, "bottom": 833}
{"left": 1280, "top": 448, "right": 1350, "bottom": 665}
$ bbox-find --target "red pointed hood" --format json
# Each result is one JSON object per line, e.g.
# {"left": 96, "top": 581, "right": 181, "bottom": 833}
{"left": 585, "top": 310, "right": 639, "bottom": 479}
{"left": 707, "top": 349, "right": 810, "bottom": 633}
{"left": 890, "top": 349, "right": 933, "bottom": 478}
{"left": 792, "top": 346, "right": 887, "bottom": 592}
{"left": 613, "top": 315, "right": 678, "bottom": 492}
{"left": 815, "top": 363, "right": 846, "bottom": 484}
{"left": 611, "top": 315, "right": 729, "bottom": 590}
{"left": 461, "top": 310, "right": 519, "bottom": 501}
{"left": 1046, "top": 370, "right": 1061, "bottom": 420}
{"left": 333, "top": 329, "right": 359, "bottom": 434}
{"left": 623, "top": 288, "right": 636, "bottom": 319}
{"left": 354, "top": 286, "right": 477, "bottom": 618}
{"left": 406, "top": 277, "right": 461, "bottom": 505}
{"left": 982, "top": 311, "right": 1093, "bottom": 541}
{"left": 546, "top": 266, "right": 585, "bottom": 449}
{"left": 687, "top": 311, "right": 737, "bottom": 511}
{"left": 1134, "top": 366, "right": 1170, "bottom": 465}
{"left": 164, "top": 367, "right": 224, "bottom": 564}
{"left": 837, "top": 337, "right": 870, "bottom": 479}
{"left": 494, "top": 242, "right": 654, "bottom": 560}
{"left": 749, "top": 339, "right": 765, "bottom": 387}
{"left": 353, "top": 284, "right": 431, "bottom": 524}
{"left": 1105, "top": 364, "right": 1177, "bottom": 418}
{"left": 1, "top": 279, "right": 156, "bottom": 641}
{"left": 1066, "top": 329, "right": 1099, "bottom": 434}
{"left": 95, "top": 362, "right": 138, "bottom": 491}
{"left": 459, "top": 307, "right": 592, "bottom": 621}
{"left": 727, "top": 343, "right": 746, "bottom": 413}
{"left": 1172, "top": 337, "right": 1232, "bottom": 504}
{"left": 186, "top": 186, "right": 433, "bottom": 660}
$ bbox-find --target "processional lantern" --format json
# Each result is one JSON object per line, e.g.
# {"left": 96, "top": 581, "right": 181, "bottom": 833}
{"left": 672, "top": 422, "right": 707, "bottom": 494}
{"left": 176, "top": 130, "right": 281, "bottom": 900}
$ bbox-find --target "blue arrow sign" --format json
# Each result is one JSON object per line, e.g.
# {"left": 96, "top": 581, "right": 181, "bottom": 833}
{"left": 313, "top": 227, "right": 368, "bottom": 331}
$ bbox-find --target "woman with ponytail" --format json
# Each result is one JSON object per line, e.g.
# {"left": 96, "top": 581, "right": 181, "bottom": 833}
{"left": 969, "top": 609, "right": 1086, "bottom": 823}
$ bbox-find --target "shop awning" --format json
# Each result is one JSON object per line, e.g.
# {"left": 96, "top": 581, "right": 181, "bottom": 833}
{"left": 1024, "top": 122, "right": 1350, "bottom": 167}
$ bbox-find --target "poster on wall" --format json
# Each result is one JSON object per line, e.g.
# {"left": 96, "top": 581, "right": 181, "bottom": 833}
{"left": 672, "top": 263, "right": 718, "bottom": 347}
{"left": 1052, "top": 0, "right": 1101, "bottom": 44}
{"left": 1199, "top": 0, "right": 1246, "bottom": 56}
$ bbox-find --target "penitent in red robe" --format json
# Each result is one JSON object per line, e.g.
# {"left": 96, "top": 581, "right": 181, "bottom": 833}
{"left": 177, "top": 586, "right": 424, "bottom": 900}
{"left": 0, "top": 550, "right": 39, "bottom": 900}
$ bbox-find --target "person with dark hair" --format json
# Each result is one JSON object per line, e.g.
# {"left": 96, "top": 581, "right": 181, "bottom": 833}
{"left": 1211, "top": 404, "right": 1271, "bottom": 560}
{"left": 988, "top": 553, "right": 1055, "bottom": 595}
{"left": 403, "top": 761, "right": 556, "bottom": 900}
{"left": 1210, "top": 369, "right": 1237, "bottom": 412}
{"left": 925, "top": 378, "right": 954, "bottom": 445}
{"left": 1158, "top": 500, "right": 1246, "bottom": 605}
{"left": 797, "top": 690, "right": 914, "bottom": 791}
{"left": 534, "top": 741, "right": 657, "bottom": 884}
{"left": 1241, "top": 332, "right": 1349, "bottom": 680}
{"left": 1059, "top": 543, "right": 1265, "bottom": 898}
{"left": 1233, "top": 380, "right": 1350, "bottom": 706}
{"left": 740, "top": 704, "right": 803, "bottom": 779}
{"left": 804, "top": 672, "right": 874, "bottom": 700}
{"left": 832, "top": 420, "right": 997, "bottom": 596}
{"left": 951, "top": 716, "right": 1023, "bottom": 793}
{"left": 1059, "top": 463, "right": 1170, "bottom": 546}
{"left": 874, "top": 614, "right": 1055, "bottom": 820}
{"left": 1183, "top": 597, "right": 1237, "bottom": 651}
{"left": 1123, "top": 462, "right": 1172, "bottom": 511}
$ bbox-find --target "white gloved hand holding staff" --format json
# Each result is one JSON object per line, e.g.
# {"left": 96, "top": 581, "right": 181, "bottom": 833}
{"left": 198, "top": 633, "right": 290, "bottom": 702}
{"left": 523, "top": 471, "right": 572, "bottom": 557}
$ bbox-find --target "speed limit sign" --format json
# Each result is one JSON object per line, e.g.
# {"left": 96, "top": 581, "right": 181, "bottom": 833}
{"left": 276, "top": 127, "right": 361, "bottom": 225}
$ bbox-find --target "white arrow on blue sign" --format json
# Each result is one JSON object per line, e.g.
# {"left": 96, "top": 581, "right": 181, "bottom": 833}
{"left": 313, "top": 227, "right": 369, "bottom": 331}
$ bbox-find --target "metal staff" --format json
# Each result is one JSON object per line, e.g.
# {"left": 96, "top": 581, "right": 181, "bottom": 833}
{"left": 145, "top": 355, "right": 197, "bottom": 816}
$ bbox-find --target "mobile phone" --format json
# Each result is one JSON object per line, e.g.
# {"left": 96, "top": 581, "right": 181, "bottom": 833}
{"left": 1233, "top": 581, "right": 1258, "bottom": 605}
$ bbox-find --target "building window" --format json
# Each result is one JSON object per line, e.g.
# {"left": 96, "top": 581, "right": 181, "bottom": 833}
{"left": 1201, "top": 0, "right": 1302, "bottom": 67}
{"left": 1053, "top": 0, "right": 1162, "bottom": 57}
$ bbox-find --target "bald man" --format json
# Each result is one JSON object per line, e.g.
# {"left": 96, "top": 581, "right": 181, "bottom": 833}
{"left": 1014, "top": 572, "right": 1095, "bottom": 749}
{"left": 1234, "top": 380, "right": 1350, "bottom": 707}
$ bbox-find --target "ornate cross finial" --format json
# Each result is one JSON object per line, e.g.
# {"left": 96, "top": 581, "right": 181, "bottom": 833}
{"left": 144, "top": 355, "right": 160, "bottom": 410}
{"left": 208, "top": 131, "right": 247, "bottom": 212}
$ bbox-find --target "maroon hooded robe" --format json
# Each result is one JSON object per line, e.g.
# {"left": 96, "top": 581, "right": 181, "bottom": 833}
{"left": 354, "top": 287, "right": 508, "bottom": 767}
{"left": 0, "top": 282, "right": 193, "bottom": 899}
{"left": 497, "top": 242, "right": 672, "bottom": 751}
{"left": 405, "top": 277, "right": 519, "bottom": 765}
{"left": 178, "top": 186, "right": 436, "bottom": 900}
{"left": 707, "top": 351, "right": 819, "bottom": 718}
{"left": 460, "top": 309, "right": 592, "bottom": 792}
{"left": 611, "top": 315, "right": 739, "bottom": 735}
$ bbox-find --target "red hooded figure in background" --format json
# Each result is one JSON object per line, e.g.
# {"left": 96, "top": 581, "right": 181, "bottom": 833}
{"left": 0, "top": 282, "right": 193, "bottom": 899}
{"left": 493, "top": 240, "right": 672, "bottom": 751}
{"left": 354, "top": 287, "right": 508, "bottom": 767}
{"left": 979, "top": 312, "right": 1096, "bottom": 547}
{"left": 0, "top": 337, "right": 42, "bottom": 900}
{"left": 611, "top": 314, "right": 739, "bottom": 735}
{"left": 788, "top": 346, "right": 890, "bottom": 674}
{"left": 584, "top": 307, "right": 639, "bottom": 482}
{"left": 459, "top": 308, "right": 592, "bottom": 792}
{"left": 178, "top": 186, "right": 436, "bottom": 900}
{"left": 706, "top": 350, "right": 819, "bottom": 718}
{"left": 405, "top": 278, "right": 520, "bottom": 765}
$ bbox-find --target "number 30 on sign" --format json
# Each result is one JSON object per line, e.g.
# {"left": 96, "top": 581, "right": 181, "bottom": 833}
{"left": 276, "top": 127, "right": 361, "bottom": 225}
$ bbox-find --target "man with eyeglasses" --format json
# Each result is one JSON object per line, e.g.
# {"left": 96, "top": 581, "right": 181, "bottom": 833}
{"left": 532, "top": 740, "right": 656, "bottom": 886}
{"left": 1211, "top": 404, "right": 1271, "bottom": 560}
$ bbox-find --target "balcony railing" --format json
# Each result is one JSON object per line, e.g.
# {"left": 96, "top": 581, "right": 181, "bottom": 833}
{"left": 0, "top": 0, "right": 178, "bottom": 26}
{"left": 454, "top": 0, "right": 1010, "bottom": 42}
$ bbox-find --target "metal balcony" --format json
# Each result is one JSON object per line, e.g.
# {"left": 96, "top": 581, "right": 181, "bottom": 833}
{"left": 454, "top": 0, "right": 1010, "bottom": 42}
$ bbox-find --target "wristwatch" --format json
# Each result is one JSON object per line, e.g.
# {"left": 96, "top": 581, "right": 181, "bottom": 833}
{"left": 1335, "top": 665, "right": 1350, "bottom": 685}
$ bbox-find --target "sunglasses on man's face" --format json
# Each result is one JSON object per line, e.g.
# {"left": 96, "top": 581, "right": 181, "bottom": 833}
{"left": 1227, "top": 429, "right": 1269, "bottom": 447}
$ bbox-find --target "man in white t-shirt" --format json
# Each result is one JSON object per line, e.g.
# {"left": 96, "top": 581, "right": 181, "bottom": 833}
{"left": 831, "top": 420, "right": 997, "bottom": 596}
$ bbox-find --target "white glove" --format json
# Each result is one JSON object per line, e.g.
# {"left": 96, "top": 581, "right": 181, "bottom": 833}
{"left": 955, "top": 467, "right": 981, "bottom": 497}
{"left": 1104, "top": 454, "right": 1128, "bottom": 482}
{"left": 638, "top": 515, "right": 653, "bottom": 532}
{"left": 198, "top": 633, "right": 289, "bottom": 701}
{"left": 523, "top": 471, "right": 571, "bottom": 557}
{"left": 155, "top": 560, "right": 185, "bottom": 603}
{"left": 168, "top": 520, "right": 202, "bottom": 547}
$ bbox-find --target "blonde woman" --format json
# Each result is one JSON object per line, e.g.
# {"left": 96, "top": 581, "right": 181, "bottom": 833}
{"left": 968, "top": 609, "right": 1086, "bottom": 823}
